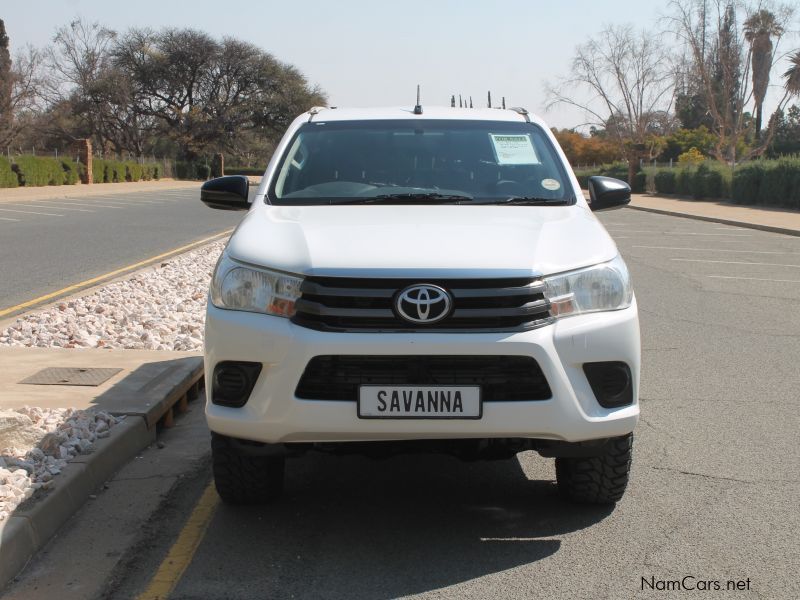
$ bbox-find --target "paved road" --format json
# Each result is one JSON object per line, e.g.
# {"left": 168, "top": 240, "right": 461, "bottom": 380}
{"left": 5, "top": 208, "right": 800, "bottom": 599}
{"left": 0, "top": 187, "right": 243, "bottom": 314}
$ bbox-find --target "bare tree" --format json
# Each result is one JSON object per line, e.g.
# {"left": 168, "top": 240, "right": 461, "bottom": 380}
{"left": 113, "top": 28, "right": 326, "bottom": 160}
{"left": 0, "top": 19, "right": 13, "bottom": 147}
{"left": 546, "top": 25, "right": 675, "bottom": 184}
{"left": 669, "top": 0, "right": 795, "bottom": 163}
{"left": 0, "top": 19, "right": 45, "bottom": 150}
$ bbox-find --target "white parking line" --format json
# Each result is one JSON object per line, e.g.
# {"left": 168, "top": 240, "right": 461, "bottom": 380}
{"left": 672, "top": 258, "right": 800, "bottom": 268}
{"left": 73, "top": 198, "right": 136, "bottom": 205}
{"left": 12, "top": 202, "right": 94, "bottom": 213}
{"left": 32, "top": 200, "right": 124, "bottom": 209}
{"left": 0, "top": 207, "right": 63, "bottom": 217}
{"left": 605, "top": 230, "right": 751, "bottom": 237}
{"left": 633, "top": 245, "right": 799, "bottom": 255}
{"left": 708, "top": 275, "right": 800, "bottom": 283}
{"left": 0, "top": 216, "right": 20, "bottom": 221}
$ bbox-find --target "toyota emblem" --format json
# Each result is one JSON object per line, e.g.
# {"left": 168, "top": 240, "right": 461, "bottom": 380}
{"left": 395, "top": 284, "right": 452, "bottom": 324}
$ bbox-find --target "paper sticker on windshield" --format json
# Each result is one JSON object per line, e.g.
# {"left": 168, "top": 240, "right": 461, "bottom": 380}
{"left": 541, "top": 178, "right": 561, "bottom": 191}
{"left": 489, "top": 134, "right": 540, "bottom": 165}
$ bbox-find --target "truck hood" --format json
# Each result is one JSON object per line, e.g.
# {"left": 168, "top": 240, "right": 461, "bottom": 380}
{"left": 225, "top": 204, "right": 619, "bottom": 278}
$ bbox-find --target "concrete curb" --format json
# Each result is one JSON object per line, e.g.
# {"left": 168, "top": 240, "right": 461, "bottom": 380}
{"left": 0, "top": 414, "right": 156, "bottom": 587}
{"left": 628, "top": 205, "right": 800, "bottom": 238}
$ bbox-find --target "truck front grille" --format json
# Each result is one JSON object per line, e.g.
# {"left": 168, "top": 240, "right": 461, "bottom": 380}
{"left": 295, "top": 355, "right": 552, "bottom": 402}
{"left": 291, "top": 276, "right": 553, "bottom": 332}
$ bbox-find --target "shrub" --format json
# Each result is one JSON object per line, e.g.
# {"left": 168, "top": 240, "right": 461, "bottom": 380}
{"left": 678, "top": 147, "right": 705, "bottom": 166}
{"left": 732, "top": 164, "right": 762, "bottom": 205}
{"left": 12, "top": 156, "right": 65, "bottom": 186}
{"left": 196, "top": 163, "right": 211, "bottom": 180}
{"left": 111, "top": 160, "right": 126, "bottom": 182}
{"left": 0, "top": 156, "right": 18, "bottom": 188}
{"left": 61, "top": 159, "right": 82, "bottom": 185}
{"left": 756, "top": 158, "right": 800, "bottom": 209}
{"left": 676, "top": 168, "right": 693, "bottom": 196}
{"left": 125, "top": 160, "right": 143, "bottom": 182}
{"left": 225, "top": 166, "right": 265, "bottom": 176}
{"left": 703, "top": 169, "right": 724, "bottom": 199}
{"left": 92, "top": 159, "right": 107, "bottom": 183}
{"left": 654, "top": 170, "right": 676, "bottom": 194}
{"left": 175, "top": 161, "right": 197, "bottom": 180}
{"left": 632, "top": 171, "right": 646, "bottom": 194}
{"left": 141, "top": 162, "right": 160, "bottom": 181}
{"left": 691, "top": 164, "right": 709, "bottom": 199}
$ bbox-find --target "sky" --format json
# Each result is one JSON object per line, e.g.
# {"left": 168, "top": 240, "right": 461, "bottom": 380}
{"left": 2, "top": 0, "right": 798, "bottom": 130}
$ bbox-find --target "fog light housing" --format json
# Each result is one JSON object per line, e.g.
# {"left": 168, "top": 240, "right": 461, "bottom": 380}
{"left": 212, "top": 361, "right": 262, "bottom": 407}
{"left": 583, "top": 361, "right": 632, "bottom": 408}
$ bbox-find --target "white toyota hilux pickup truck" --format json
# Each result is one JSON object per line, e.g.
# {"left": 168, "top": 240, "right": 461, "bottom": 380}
{"left": 200, "top": 105, "right": 640, "bottom": 506}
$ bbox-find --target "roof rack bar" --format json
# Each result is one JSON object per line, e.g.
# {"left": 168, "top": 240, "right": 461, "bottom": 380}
{"left": 307, "top": 106, "right": 326, "bottom": 122}
{"left": 510, "top": 107, "right": 530, "bottom": 122}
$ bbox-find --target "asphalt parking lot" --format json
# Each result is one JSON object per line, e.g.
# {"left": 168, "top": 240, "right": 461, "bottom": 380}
{"left": 0, "top": 188, "right": 243, "bottom": 314}
{"left": 6, "top": 208, "right": 799, "bottom": 599}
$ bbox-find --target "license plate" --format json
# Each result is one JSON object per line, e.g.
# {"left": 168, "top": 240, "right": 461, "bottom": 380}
{"left": 358, "top": 386, "right": 481, "bottom": 419}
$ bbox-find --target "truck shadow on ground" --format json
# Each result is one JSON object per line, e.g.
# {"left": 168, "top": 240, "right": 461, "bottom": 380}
{"left": 182, "top": 452, "right": 614, "bottom": 599}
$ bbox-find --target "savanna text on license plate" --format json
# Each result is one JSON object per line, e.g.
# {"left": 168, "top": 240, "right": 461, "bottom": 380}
{"left": 358, "top": 386, "right": 481, "bottom": 419}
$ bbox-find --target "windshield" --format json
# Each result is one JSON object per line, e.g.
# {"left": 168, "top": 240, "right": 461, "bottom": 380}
{"left": 268, "top": 119, "right": 574, "bottom": 205}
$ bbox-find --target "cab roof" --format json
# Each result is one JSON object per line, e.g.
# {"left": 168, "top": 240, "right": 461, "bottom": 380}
{"left": 306, "top": 106, "right": 544, "bottom": 125}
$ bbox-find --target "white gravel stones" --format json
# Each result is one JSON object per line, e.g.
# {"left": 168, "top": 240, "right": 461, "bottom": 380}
{"left": 0, "top": 241, "right": 224, "bottom": 351}
{"left": 0, "top": 240, "right": 223, "bottom": 520}
{"left": 0, "top": 407, "right": 121, "bottom": 521}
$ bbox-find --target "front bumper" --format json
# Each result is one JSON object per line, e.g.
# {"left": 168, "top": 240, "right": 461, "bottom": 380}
{"left": 204, "top": 299, "right": 640, "bottom": 444}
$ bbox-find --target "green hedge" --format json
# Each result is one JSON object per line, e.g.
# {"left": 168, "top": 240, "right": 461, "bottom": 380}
{"left": 61, "top": 159, "right": 83, "bottom": 185}
{"left": 732, "top": 157, "right": 800, "bottom": 209}
{"left": 4, "top": 156, "right": 156, "bottom": 186}
{"left": 0, "top": 156, "right": 18, "bottom": 188}
{"left": 653, "top": 170, "right": 675, "bottom": 194}
{"left": 12, "top": 156, "right": 69, "bottom": 186}
{"left": 652, "top": 163, "right": 730, "bottom": 200}
{"left": 175, "top": 161, "right": 210, "bottom": 180}
{"left": 651, "top": 158, "right": 800, "bottom": 207}
{"left": 91, "top": 159, "right": 157, "bottom": 183}
{"left": 92, "top": 159, "right": 124, "bottom": 183}
{"left": 225, "top": 166, "right": 264, "bottom": 176}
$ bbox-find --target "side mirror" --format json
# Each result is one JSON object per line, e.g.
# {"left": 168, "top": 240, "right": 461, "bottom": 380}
{"left": 201, "top": 175, "right": 250, "bottom": 211}
{"left": 588, "top": 176, "right": 631, "bottom": 212}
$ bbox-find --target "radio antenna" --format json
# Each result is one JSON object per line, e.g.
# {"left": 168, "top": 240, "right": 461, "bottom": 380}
{"left": 459, "top": 94, "right": 463, "bottom": 108}
{"left": 502, "top": 96, "right": 506, "bottom": 109}
{"left": 413, "top": 84, "right": 423, "bottom": 115}
{"left": 487, "top": 90, "right": 492, "bottom": 108}
{"left": 469, "top": 96, "right": 473, "bottom": 108}
{"left": 450, "top": 94, "right": 456, "bottom": 108}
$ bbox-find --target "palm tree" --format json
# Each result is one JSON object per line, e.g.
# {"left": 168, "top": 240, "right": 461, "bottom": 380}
{"left": 785, "top": 50, "right": 800, "bottom": 97}
{"left": 743, "top": 10, "right": 784, "bottom": 140}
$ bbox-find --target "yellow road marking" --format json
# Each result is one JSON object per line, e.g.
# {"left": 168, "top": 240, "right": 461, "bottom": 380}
{"left": 0, "top": 229, "right": 233, "bottom": 318}
{"left": 137, "top": 482, "right": 220, "bottom": 600}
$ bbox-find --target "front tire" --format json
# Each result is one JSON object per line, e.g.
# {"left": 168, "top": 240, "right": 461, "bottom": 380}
{"left": 555, "top": 434, "right": 633, "bottom": 504}
{"left": 211, "top": 433, "right": 285, "bottom": 504}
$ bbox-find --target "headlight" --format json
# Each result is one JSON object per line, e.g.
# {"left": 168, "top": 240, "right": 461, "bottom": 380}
{"left": 210, "top": 253, "right": 303, "bottom": 317}
{"left": 543, "top": 255, "right": 633, "bottom": 318}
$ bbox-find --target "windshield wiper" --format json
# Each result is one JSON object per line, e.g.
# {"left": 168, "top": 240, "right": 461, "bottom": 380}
{"left": 334, "top": 193, "right": 474, "bottom": 205}
{"left": 479, "top": 196, "right": 572, "bottom": 206}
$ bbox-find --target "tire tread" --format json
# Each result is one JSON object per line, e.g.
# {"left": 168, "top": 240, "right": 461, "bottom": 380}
{"left": 211, "top": 433, "right": 285, "bottom": 504}
{"left": 555, "top": 434, "right": 633, "bottom": 504}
